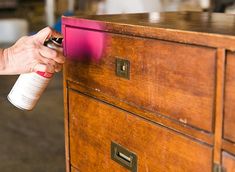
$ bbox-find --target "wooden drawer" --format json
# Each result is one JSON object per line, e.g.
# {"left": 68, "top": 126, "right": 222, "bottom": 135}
{"left": 224, "top": 51, "right": 235, "bottom": 143}
{"left": 222, "top": 152, "right": 235, "bottom": 172}
{"left": 68, "top": 90, "right": 212, "bottom": 172}
{"left": 64, "top": 27, "right": 216, "bottom": 132}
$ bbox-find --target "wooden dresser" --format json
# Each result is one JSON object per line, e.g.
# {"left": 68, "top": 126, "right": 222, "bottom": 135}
{"left": 62, "top": 12, "right": 235, "bottom": 172}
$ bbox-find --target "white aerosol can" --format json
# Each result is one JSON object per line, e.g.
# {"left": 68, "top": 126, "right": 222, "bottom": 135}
{"left": 7, "top": 37, "right": 63, "bottom": 111}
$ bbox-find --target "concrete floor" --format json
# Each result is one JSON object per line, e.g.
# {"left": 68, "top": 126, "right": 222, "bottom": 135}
{"left": 0, "top": 73, "right": 65, "bottom": 172}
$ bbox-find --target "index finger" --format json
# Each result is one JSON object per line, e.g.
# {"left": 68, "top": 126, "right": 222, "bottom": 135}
{"left": 33, "top": 27, "right": 63, "bottom": 44}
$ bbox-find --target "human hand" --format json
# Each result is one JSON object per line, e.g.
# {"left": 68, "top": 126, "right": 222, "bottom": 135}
{"left": 1, "top": 27, "right": 65, "bottom": 75}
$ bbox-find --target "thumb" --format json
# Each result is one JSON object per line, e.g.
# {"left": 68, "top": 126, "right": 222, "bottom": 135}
{"left": 34, "top": 27, "right": 52, "bottom": 44}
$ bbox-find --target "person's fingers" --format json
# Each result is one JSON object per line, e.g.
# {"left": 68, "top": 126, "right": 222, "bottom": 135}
{"left": 54, "top": 52, "right": 65, "bottom": 64}
{"left": 45, "top": 52, "right": 64, "bottom": 64}
{"left": 55, "top": 64, "right": 63, "bottom": 72}
{"left": 39, "top": 57, "right": 57, "bottom": 68}
{"left": 38, "top": 45, "right": 65, "bottom": 64}
{"left": 44, "top": 64, "right": 55, "bottom": 73}
{"left": 33, "top": 63, "right": 47, "bottom": 72}
{"left": 55, "top": 47, "right": 63, "bottom": 53}
{"left": 33, "top": 27, "right": 53, "bottom": 44}
{"left": 34, "top": 27, "right": 63, "bottom": 43}
{"left": 39, "top": 45, "right": 57, "bottom": 59}
{"left": 33, "top": 62, "right": 55, "bottom": 73}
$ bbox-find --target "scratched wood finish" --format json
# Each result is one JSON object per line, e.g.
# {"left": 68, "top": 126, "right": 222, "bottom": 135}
{"left": 222, "top": 152, "right": 235, "bottom": 172}
{"left": 63, "top": 12, "right": 235, "bottom": 50}
{"left": 67, "top": 80, "right": 214, "bottom": 145}
{"left": 62, "top": 12, "right": 235, "bottom": 172}
{"left": 68, "top": 90, "right": 212, "bottom": 172}
{"left": 66, "top": 12, "right": 235, "bottom": 36}
{"left": 65, "top": 32, "right": 216, "bottom": 132}
{"left": 224, "top": 51, "right": 235, "bottom": 143}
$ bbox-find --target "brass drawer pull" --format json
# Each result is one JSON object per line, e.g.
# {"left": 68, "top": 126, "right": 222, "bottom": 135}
{"left": 116, "top": 58, "right": 130, "bottom": 79}
{"left": 111, "top": 141, "right": 137, "bottom": 172}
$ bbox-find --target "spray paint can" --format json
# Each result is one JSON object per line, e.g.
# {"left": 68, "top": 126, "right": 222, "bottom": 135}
{"left": 7, "top": 37, "right": 63, "bottom": 111}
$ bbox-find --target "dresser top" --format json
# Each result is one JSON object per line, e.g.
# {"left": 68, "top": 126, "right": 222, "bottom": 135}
{"left": 62, "top": 12, "right": 235, "bottom": 50}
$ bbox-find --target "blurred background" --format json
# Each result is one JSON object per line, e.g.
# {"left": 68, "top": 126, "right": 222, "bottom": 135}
{"left": 0, "top": 0, "right": 235, "bottom": 172}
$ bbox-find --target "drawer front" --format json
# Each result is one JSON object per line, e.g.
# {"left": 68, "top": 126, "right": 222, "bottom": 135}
{"left": 224, "top": 51, "right": 235, "bottom": 142}
{"left": 64, "top": 27, "right": 216, "bottom": 132}
{"left": 222, "top": 152, "right": 235, "bottom": 172}
{"left": 68, "top": 90, "right": 212, "bottom": 172}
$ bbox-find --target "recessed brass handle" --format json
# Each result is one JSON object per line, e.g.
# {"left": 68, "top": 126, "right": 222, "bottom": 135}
{"left": 116, "top": 58, "right": 130, "bottom": 80}
{"left": 111, "top": 141, "right": 137, "bottom": 172}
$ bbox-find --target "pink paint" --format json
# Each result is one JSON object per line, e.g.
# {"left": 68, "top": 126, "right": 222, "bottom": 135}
{"left": 62, "top": 17, "right": 106, "bottom": 61}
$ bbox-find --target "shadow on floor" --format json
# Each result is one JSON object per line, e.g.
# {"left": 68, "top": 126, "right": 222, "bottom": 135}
{"left": 0, "top": 73, "right": 65, "bottom": 172}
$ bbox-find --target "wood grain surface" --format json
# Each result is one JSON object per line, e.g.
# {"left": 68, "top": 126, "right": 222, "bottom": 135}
{"left": 67, "top": 80, "right": 214, "bottom": 145}
{"left": 62, "top": 12, "right": 235, "bottom": 172}
{"left": 68, "top": 90, "right": 212, "bottom": 172}
{"left": 213, "top": 49, "right": 226, "bottom": 164}
{"left": 65, "top": 32, "right": 216, "bottom": 132}
{"left": 222, "top": 152, "right": 235, "bottom": 172}
{"left": 222, "top": 140, "right": 235, "bottom": 156}
{"left": 224, "top": 51, "right": 235, "bottom": 143}
{"left": 62, "top": 12, "right": 235, "bottom": 50}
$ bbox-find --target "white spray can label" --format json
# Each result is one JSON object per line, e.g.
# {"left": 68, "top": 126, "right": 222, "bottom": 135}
{"left": 7, "top": 37, "right": 62, "bottom": 111}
